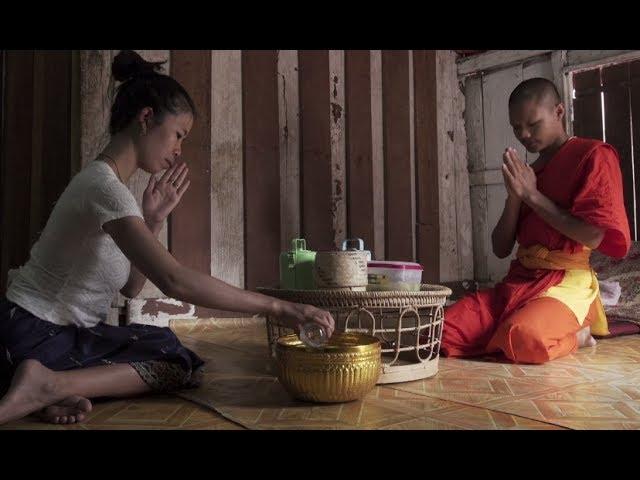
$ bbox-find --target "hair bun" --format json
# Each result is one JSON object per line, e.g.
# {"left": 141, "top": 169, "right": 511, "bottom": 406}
{"left": 112, "top": 50, "right": 163, "bottom": 82}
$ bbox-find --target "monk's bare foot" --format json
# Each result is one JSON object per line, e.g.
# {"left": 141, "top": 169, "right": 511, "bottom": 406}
{"left": 577, "top": 326, "right": 597, "bottom": 348}
{"left": 0, "top": 359, "right": 67, "bottom": 425}
{"left": 35, "top": 395, "right": 93, "bottom": 425}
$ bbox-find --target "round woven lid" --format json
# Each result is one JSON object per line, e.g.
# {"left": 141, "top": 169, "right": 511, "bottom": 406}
{"left": 257, "top": 284, "right": 452, "bottom": 308}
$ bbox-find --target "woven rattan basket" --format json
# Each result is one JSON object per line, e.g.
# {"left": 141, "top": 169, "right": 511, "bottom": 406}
{"left": 258, "top": 284, "right": 452, "bottom": 384}
{"left": 313, "top": 250, "right": 368, "bottom": 290}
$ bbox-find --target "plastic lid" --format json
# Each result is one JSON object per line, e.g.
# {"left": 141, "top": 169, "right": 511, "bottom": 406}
{"left": 367, "top": 261, "right": 423, "bottom": 270}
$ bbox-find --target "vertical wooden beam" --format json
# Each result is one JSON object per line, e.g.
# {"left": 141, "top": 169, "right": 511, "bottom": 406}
{"left": 39, "top": 51, "right": 72, "bottom": 240}
{"left": 449, "top": 52, "right": 474, "bottom": 282}
{"left": 29, "top": 51, "right": 45, "bottom": 246}
{"left": 211, "top": 50, "right": 244, "bottom": 288}
{"left": 370, "top": 50, "right": 385, "bottom": 261}
{"left": 242, "top": 50, "right": 280, "bottom": 290}
{"left": 79, "top": 50, "right": 115, "bottom": 168}
{"left": 170, "top": 50, "right": 212, "bottom": 275}
{"left": 408, "top": 51, "right": 417, "bottom": 262}
{"left": 382, "top": 50, "right": 413, "bottom": 262}
{"left": 329, "top": 50, "right": 347, "bottom": 250}
{"left": 277, "top": 50, "right": 301, "bottom": 251}
{"left": 345, "top": 50, "right": 375, "bottom": 254}
{"left": 299, "top": 50, "right": 334, "bottom": 251}
{"left": 465, "top": 76, "right": 488, "bottom": 282}
{"left": 1, "top": 51, "right": 35, "bottom": 292}
{"left": 0, "top": 50, "right": 4, "bottom": 290}
{"left": 70, "top": 51, "right": 82, "bottom": 178}
{"left": 414, "top": 50, "right": 439, "bottom": 281}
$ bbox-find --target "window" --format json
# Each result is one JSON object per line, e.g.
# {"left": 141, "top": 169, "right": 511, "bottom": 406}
{"left": 572, "top": 60, "right": 640, "bottom": 240}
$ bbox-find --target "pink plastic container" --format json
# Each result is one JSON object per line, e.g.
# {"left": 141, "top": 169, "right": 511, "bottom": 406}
{"left": 367, "top": 261, "right": 423, "bottom": 291}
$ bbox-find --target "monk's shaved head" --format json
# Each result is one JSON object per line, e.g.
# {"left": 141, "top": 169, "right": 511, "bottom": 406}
{"left": 508, "top": 77, "right": 567, "bottom": 153}
{"left": 509, "top": 78, "right": 561, "bottom": 109}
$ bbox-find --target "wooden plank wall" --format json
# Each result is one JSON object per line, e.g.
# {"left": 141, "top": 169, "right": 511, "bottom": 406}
{"left": 382, "top": 51, "right": 413, "bottom": 262}
{"left": 1, "top": 50, "right": 474, "bottom": 324}
{"left": 1, "top": 51, "right": 35, "bottom": 294}
{"left": 0, "top": 50, "right": 3, "bottom": 292}
{"left": 414, "top": 50, "right": 473, "bottom": 283}
{"left": 170, "top": 51, "right": 212, "bottom": 277}
{"left": 210, "top": 51, "right": 244, "bottom": 289}
{"left": 242, "top": 51, "right": 280, "bottom": 291}
{"left": 0, "top": 51, "right": 78, "bottom": 294}
{"left": 345, "top": 51, "right": 375, "bottom": 258}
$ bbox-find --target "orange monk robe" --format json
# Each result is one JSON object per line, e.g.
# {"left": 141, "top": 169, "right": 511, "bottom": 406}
{"left": 441, "top": 137, "right": 631, "bottom": 363}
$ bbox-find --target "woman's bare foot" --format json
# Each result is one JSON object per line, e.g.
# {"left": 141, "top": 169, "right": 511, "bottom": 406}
{"left": 577, "top": 326, "right": 597, "bottom": 348}
{"left": 35, "top": 395, "right": 93, "bottom": 425}
{"left": 0, "top": 359, "right": 68, "bottom": 425}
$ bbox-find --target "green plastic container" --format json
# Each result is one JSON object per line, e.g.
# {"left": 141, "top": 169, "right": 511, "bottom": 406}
{"left": 279, "top": 238, "right": 316, "bottom": 290}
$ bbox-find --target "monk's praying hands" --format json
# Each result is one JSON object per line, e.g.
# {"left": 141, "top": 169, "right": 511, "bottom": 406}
{"left": 502, "top": 147, "right": 537, "bottom": 202}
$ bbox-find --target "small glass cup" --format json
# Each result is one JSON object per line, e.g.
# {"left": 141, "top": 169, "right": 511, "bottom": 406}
{"left": 299, "top": 323, "right": 328, "bottom": 348}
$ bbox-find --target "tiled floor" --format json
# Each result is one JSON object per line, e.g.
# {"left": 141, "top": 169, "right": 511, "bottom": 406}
{"left": 2, "top": 317, "right": 639, "bottom": 429}
{"left": 1, "top": 395, "right": 243, "bottom": 430}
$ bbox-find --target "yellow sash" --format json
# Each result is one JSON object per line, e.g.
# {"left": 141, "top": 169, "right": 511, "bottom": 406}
{"left": 517, "top": 244, "right": 608, "bottom": 336}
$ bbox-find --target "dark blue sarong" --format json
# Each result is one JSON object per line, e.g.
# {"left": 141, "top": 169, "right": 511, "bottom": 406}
{"left": 0, "top": 297, "right": 204, "bottom": 393}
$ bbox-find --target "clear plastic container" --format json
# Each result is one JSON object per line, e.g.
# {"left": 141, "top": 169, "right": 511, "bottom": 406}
{"left": 367, "top": 261, "right": 423, "bottom": 291}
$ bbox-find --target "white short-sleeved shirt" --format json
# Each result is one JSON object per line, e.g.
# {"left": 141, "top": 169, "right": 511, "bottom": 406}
{"left": 6, "top": 160, "right": 143, "bottom": 328}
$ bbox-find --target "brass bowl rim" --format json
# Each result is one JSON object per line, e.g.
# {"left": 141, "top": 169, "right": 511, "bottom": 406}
{"left": 276, "top": 332, "right": 381, "bottom": 354}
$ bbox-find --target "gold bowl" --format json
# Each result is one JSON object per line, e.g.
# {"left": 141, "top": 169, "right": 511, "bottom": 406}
{"left": 275, "top": 332, "right": 381, "bottom": 403}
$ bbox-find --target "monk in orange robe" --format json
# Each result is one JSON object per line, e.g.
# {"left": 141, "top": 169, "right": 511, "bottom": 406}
{"left": 440, "top": 77, "right": 631, "bottom": 364}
